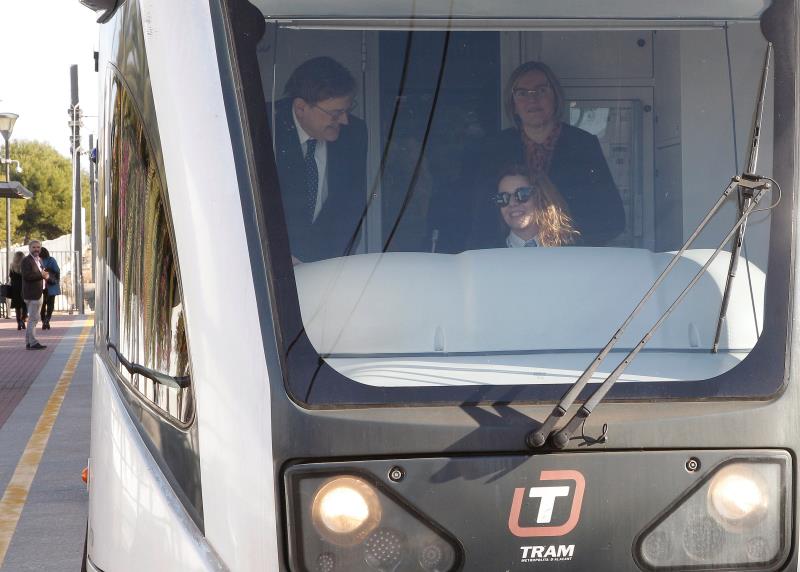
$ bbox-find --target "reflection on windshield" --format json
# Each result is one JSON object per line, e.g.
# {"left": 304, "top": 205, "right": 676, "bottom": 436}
{"left": 257, "top": 22, "right": 774, "bottom": 392}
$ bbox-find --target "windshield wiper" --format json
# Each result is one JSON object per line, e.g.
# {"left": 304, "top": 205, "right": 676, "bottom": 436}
{"left": 712, "top": 42, "right": 773, "bottom": 352}
{"left": 107, "top": 341, "right": 191, "bottom": 390}
{"left": 528, "top": 43, "right": 774, "bottom": 450}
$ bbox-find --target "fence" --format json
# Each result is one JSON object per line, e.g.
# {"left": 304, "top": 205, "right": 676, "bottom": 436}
{"left": 0, "top": 250, "right": 89, "bottom": 315}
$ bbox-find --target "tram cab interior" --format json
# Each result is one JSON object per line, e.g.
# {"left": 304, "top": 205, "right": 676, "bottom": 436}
{"left": 252, "top": 12, "right": 777, "bottom": 400}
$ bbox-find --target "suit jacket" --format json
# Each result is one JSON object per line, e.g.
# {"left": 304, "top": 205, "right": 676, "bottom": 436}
{"left": 272, "top": 98, "right": 368, "bottom": 262}
{"left": 433, "top": 123, "right": 626, "bottom": 252}
{"left": 20, "top": 254, "right": 44, "bottom": 301}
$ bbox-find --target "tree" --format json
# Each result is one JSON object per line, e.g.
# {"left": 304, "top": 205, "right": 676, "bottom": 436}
{"left": 0, "top": 140, "right": 90, "bottom": 243}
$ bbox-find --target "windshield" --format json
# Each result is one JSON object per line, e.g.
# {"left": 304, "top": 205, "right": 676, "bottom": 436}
{"left": 234, "top": 1, "right": 792, "bottom": 406}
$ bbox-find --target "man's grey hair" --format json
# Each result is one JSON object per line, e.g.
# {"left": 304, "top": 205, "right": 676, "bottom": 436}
{"left": 28, "top": 240, "right": 41, "bottom": 252}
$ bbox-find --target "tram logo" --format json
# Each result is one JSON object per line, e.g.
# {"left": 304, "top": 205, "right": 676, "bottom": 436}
{"left": 508, "top": 470, "right": 586, "bottom": 537}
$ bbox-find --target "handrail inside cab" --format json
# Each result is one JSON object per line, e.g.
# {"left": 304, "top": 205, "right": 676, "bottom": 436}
{"left": 252, "top": 0, "right": 768, "bottom": 22}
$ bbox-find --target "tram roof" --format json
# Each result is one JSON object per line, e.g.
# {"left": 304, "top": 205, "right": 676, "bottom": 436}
{"left": 254, "top": 0, "right": 769, "bottom": 21}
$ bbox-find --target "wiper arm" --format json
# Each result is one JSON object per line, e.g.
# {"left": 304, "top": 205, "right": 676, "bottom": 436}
{"left": 551, "top": 177, "right": 770, "bottom": 447}
{"left": 107, "top": 341, "right": 191, "bottom": 390}
{"left": 713, "top": 43, "right": 772, "bottom": 352}
{"left": 526, "top": 175, "right": 766, "bottom": 449}
{"left": 527, "top": 42, "right": 773, "bottom": 450}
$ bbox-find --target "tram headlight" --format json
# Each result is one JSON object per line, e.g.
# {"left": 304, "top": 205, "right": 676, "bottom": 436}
{"left": 311, "top": 477, "right": 382, "bottom": 546}
{"left": 635, "top": 459, "right": 790, "bottom": 570}
{"left": 288, "top": 471, "right": 461, "bottom": 571}
{"left": 707, "top": 464, "right": 769, "bottom": 532}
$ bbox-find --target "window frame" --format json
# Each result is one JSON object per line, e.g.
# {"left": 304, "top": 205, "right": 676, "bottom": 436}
{"left": 102, "top": 69, "right": 197, "bottom": 427}
{"left": 227, "top": 4, "right": 795, "bottom": 408}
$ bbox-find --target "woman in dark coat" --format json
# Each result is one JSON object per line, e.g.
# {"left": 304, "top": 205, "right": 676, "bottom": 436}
{"left": 456, "top": 61, "right": 626, "bottom": 251}
{"left": 8, "top": 251, "right": 27, "bottom": 330}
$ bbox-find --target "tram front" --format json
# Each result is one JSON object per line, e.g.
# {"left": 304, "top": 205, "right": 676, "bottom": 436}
{"left": 227, "top": 0, "right": 797, "bottom": 569}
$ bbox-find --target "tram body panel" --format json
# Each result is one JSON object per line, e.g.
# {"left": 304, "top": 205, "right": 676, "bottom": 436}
{"left": 88, "top": 355, "right": 225, "bottom": 571}
{"left": 137, "top": 0, "right": 280, "bottom": 567}
{"left": 90, "top": 0, "right": 280, "bottom": 568}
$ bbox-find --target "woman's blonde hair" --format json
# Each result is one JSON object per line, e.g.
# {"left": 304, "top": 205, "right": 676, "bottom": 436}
{"left": 497, "top": 165, "right": 579, "bottom": 247}
{"left": 10, "top": 251, "right": 23, "bottom": 273}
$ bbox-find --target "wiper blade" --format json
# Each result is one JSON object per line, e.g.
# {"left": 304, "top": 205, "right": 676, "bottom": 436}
{"left": 713, "top": 43, "right": 773, "bottom": 352}
{"left": 528, "top": 42, "right": 773, "bottom": 450}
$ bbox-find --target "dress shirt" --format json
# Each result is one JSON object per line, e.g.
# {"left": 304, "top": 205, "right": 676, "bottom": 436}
{"left": 506, "top": 232, "right": 539, "bottom": 248}
{"left": 293, "top": 109, "right": 328, "bottom": 222}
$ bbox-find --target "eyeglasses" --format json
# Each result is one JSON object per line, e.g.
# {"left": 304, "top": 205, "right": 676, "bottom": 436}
{"left": 313, "top": 101, "right": 357, "bottom": 121}
{"left": 512, "top": 85, "right": 552, "bottom": 100}
{"left": 494, "top": 186, "right": 534, "bottom": 207}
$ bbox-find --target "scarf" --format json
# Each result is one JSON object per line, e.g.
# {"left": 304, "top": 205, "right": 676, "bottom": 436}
{"left": 521, "top": 122, "right": 562, "bottom": 175}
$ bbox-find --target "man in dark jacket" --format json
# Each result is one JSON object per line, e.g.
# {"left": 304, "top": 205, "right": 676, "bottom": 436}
{"left": 272, "top": 56, "right": 368, "bottom": 263}
{"left": 21, "top": 240, "right": 48, "bottom": 350}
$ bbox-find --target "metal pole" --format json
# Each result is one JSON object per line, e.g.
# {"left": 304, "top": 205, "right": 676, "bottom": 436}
{"left": 89, "top": 134, "right": 96, "bottom": 283}
{"left": 70, "top": 65, "right": 84, "bottom": 315}
{"left": 4, "top": 135, "right": 10, "bottom": 290}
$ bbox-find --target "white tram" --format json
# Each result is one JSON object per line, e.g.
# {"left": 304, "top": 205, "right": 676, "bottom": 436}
{"left": 80, "top": 0, "right": 798, "bottom": 570}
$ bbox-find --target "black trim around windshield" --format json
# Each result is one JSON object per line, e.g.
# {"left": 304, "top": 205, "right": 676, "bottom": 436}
{"left": 226, "top": 0, "right": 796, "bottom": 408}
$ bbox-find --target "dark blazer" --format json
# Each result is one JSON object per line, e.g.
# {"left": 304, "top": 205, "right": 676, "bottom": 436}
{"left": 435, "top": 123, "right": 626, "bottom": 252}
{"left": 20, "top": 255, "right": 44, "bottom": 301}
{"left": 272, "top": 98, "right": 368, "bottom": 262}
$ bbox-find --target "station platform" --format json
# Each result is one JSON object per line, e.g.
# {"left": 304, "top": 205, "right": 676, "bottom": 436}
{"left": 0, "top": 315, "right": 94, "bottom": 571}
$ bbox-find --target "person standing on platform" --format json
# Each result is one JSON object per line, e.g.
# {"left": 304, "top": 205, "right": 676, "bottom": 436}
{"left": 38, "top": 247, "right": 60, "bottom": 330}
{"left": 8, "top": 251, "right": 27, "bottom": 330}
{"left": 20, "top": 240, "right": 48, "bottom": 350}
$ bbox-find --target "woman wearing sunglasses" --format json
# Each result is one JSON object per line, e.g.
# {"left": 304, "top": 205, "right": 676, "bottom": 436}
{"left": 461, "top": 61, "right": 624, "bottom": 250}
{"left": 494, "top": 164, "right": 579, "bottom": 248}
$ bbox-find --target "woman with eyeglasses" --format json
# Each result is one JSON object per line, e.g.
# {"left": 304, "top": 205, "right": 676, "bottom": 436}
{"left": 494, "top": 164, "right": 579, "bottom": 248}
{"left": 462, "top": 61, "right": 625, "bottom": 250}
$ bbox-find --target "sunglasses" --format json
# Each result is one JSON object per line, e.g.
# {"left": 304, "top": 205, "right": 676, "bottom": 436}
{"left": 494, "top": 186, "right": 534, "bottom": 207}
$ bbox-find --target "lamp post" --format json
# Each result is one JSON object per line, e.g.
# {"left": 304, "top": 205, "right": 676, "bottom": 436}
{"left": 69, "top": 64, "right": 84, "bottom": 314}
{"left": 0, "top": 112, "right": 18, "bottom": 285}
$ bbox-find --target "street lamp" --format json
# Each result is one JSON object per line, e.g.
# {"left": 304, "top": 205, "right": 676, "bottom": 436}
{"left": 0, "top": 112, "right": 18, "bottom": 286}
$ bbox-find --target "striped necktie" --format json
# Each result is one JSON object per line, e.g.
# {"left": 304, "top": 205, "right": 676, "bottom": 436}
{"left": 304, "top": 139, "right": 318, "bottom": 221}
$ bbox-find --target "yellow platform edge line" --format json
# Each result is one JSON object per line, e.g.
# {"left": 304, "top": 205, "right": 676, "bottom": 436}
{"left": 0, "top": 321, "right": 94, "bottom": 566}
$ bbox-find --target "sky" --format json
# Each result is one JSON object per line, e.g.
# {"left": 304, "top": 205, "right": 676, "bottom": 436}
{"left": 0, "top": 0, "right": 99, "bottom": 158}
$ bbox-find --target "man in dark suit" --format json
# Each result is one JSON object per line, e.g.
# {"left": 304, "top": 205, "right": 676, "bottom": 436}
{"left": 21, "top": 240, "right": 48, "bottom": 350}
{"left": 273, "top": 56, "right": 368, "bottom": 263}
